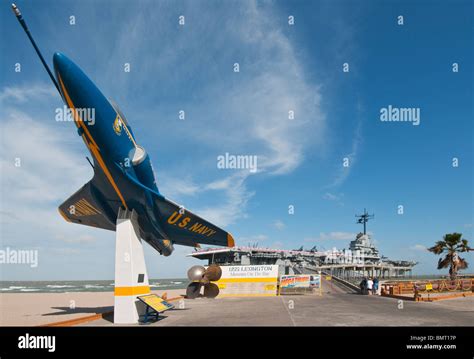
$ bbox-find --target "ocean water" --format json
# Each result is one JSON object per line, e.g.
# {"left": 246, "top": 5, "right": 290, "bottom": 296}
{"left": 0, "top": 279, "right": 187, "bottom": 293}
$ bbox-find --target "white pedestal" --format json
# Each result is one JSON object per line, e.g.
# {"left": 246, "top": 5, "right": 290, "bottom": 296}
{"left": 114, "top": 208, "right": 150, "bottom": 324}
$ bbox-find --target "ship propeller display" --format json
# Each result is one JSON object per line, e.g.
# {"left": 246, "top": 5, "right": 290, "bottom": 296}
{"left": 186, "top": 264, "right": 222, "bottom": 299}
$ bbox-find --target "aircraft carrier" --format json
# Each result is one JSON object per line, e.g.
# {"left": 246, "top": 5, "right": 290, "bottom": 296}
{"left": 189, "top": 210, "right": 417, "bottom": 280}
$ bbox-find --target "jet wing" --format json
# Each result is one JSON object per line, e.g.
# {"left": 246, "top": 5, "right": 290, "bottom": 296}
{"left": 58, "top": 177, "right": 116, "bottom": 231}
{"left": 154, "top": 196, "right": 235, "bottom": 248}
{"left": 111, "top": 162, "right": 235, "bottom": 248}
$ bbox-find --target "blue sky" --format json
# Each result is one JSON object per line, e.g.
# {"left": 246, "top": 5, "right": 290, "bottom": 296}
{"left": 1, "top": 0, "right": 472, "bottom": 280}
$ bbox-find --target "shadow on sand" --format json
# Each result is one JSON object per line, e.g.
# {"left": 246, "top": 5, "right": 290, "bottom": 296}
{"left": 43, "top": 306, "right": 113, "bottom": 316}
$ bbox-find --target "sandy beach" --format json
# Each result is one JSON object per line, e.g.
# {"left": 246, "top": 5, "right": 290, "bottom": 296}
{"left": 0, "top": 289, "right": 185, "bottom": 326}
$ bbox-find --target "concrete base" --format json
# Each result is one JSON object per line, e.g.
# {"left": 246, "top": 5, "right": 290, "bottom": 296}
{"left": 113, "top": 208, "right": 150, "bottom": 324}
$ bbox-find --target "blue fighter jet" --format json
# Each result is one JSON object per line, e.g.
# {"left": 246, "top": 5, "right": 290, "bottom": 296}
{"left": 12, "top": 4, "right": 234, "bottom": 256}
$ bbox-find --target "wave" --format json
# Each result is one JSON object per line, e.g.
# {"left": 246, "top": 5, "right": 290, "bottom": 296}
{"left": 84, "top": 284, "right": 106, "bottom": 289}
{"left": 0, "top": 279, "right": 187, "bottom": 292}
{"left": 46, "top": 285, "right": 76, "bottom": 288}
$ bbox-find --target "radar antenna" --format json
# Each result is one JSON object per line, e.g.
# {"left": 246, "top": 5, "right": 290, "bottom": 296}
{"left": 355, "top": 208, "right": 374, "bottom": 235}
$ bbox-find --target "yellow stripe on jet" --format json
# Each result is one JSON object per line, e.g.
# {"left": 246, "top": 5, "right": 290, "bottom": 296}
{"left": 58, "top": 208, "right": 71, "bottom": 222}
{"left": 58, "top": 74, "right": 128, "bottom": 210}
{"left": 227, "top": 233, "right": 235, "bottom": 247}
{"left": 58, "top": 74, "right": 98, "bottom": 148}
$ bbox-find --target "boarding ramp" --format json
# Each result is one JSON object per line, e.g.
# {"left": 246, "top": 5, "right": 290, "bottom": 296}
{"left": 321, "top": 272, "right": 360, "bottom": 293}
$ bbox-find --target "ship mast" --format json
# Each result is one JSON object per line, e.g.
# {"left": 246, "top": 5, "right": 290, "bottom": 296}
{"left": 355, "top": 208, "right": 374, "bottom": 235}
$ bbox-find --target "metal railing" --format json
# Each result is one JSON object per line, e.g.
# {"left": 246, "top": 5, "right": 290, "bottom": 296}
{"left": 380, "top": 278, "right": 474, "bottom": 298}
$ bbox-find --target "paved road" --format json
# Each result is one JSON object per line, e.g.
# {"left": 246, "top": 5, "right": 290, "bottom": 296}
{"left": 88, "top": 279, "right": 474, "bottom": 326}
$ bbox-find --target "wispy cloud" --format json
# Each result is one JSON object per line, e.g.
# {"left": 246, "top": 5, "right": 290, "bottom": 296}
{"left": 273, "top": 220, "right": 286, "bottom": 231}
{"left": 325, "top": 101, "right": 365, "bottom": 189}
{"left": 410, "top": 244, "right": 427, "bottom": 252}
{"left": 306, "top": 232, "right": 356, "bottom": 242}
{"left": 195, "top": 171, "right": 255, "bottom": 227}
{"left": 327, "top": 119, "right": 363, "bottom": 188}
{"left": 158, "top": 175, "right": 200, "bottom": 198}
{"left": 0, "top": 84, "right": 56, "bottom": 104}
{"left": 160, "top": 171, "right": 255, "bottom": 228}
{"left": 55, "top": 234, "right": 97, "bottom": 244}
{"left": 238, "top": 234, "right": 268, "bottom": 244}
{"left": 270, "top": 240, "right": 284, "bottom": 249}
{"left": 323, "top": 192, "right": 345, "bottom": 205}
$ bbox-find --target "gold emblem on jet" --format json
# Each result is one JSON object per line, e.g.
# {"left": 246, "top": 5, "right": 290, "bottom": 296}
{"left": 72, "top": 198, "right": 101, "bottom": 216}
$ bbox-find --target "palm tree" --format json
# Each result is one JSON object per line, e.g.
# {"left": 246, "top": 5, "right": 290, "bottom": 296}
{"left": 428, "top": 233, "right": 472, "bottom": 280}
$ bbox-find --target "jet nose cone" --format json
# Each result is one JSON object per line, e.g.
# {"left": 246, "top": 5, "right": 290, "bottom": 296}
{"left": 53, "top": 52, "right": 74, "bottom": 82}
{"left": 53, "top": 52, "right": 78, "bottom": 96}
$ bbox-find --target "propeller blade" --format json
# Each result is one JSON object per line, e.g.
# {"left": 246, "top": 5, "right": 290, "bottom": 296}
{"left": 187, "top": 265, "right": 206, "bottom": 281}
{"left": 203, "top": 283, "right": 219, "bottom": 298}
{"left": 186, "top": 282, "right": 202, "bottom": 299}
{"left": 204, "top": 264, "right": 222, "bottom": 282}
